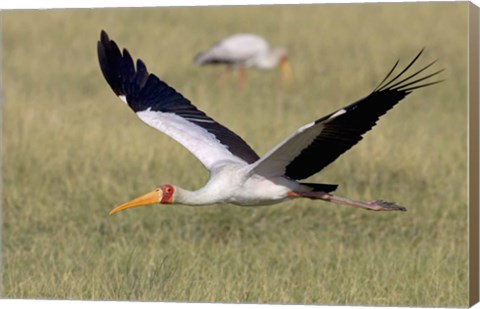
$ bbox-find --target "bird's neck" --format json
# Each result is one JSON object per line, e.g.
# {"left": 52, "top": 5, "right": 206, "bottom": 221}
{"left": 256, "top": 53, "right": 279, "bottom": 70}
{"left": 256, "top": 49, "right": 285, "bottom": 70}
{"left": 173, "top": 186, "right": 218, "bottom": 206}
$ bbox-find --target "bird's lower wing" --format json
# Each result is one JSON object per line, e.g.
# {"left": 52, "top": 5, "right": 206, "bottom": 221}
{"left": 250, "top": 49, "right": 443, "bottom": 180}
{"left": 97, "top": 31, "right": 260, "bottom": 170}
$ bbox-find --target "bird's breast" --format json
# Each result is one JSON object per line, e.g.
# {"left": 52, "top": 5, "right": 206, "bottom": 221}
{"left": 229, "top": 175, "right": 296, "bottom": 206}
{"left": 201, "top": 165, "right": 298, "bottom": 206}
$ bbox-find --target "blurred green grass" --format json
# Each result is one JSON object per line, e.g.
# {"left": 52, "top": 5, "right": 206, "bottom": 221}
{"left": 2, "top": 3, "right": 469, "bottom": 306}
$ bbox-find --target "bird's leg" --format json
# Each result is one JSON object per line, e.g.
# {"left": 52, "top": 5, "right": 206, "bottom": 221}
{"left": 218, "top": 68, "right": 231, "bottom": 84}
{"left": 290, "top": 191, "right": 406, "bottom": 211}
{"left": 237, "top": 67, "right": 246, "bottom": 89}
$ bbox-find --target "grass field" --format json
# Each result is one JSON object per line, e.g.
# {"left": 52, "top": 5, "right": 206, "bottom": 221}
{"left": 2, "top": 3, "right": 470, "bottom": 306}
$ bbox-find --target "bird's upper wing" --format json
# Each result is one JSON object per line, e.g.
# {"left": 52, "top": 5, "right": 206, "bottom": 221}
{"left": 97, "top": 31, "right": 260, "bottom": 170}
{"left": 250, "top": 50, "right": 443, "bottom": 180}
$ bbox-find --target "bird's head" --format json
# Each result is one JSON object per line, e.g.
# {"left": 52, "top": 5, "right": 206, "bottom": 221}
{"left": 109, "top": 184, "right": 175, "bottom": 215}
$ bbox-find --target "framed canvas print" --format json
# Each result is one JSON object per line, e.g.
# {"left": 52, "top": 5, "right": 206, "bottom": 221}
{"left": 1, "top": 1, "right": 479, "bottom": 308}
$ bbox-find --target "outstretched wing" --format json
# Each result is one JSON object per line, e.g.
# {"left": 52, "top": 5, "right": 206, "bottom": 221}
{"left": 250, "top": 49, "right": 443, "bottom": 179}
{"left": 97, "top": 31, "right": 260, "bottom": 170}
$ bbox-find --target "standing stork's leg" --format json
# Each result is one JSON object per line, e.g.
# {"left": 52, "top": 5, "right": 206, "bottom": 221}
{"left": 218, "top": 67, "right": 231, "bottom": 84}
{"left": 237, "top": 67, "right": 246, "bottom": 89}
{"left": 289, "top": 191, "right": 406, "bottom": 211}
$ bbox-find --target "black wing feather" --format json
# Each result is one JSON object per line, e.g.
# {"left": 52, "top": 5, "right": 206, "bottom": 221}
{"left": 97, "top": 30, "right": 260, "bottom": 164}
{"left": 284, "top": 50, "right": 442, "bottom": 180}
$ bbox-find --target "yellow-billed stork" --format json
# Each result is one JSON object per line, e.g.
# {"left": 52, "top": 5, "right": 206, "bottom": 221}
{"left": 194, "top": 34, "right": 292, "bottom": 86}
{"left": 97, "top": 30, "right": 442, "bottom": 215}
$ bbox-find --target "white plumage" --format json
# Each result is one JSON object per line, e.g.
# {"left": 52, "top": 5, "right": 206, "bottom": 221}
{"left": 136, "top": 110, "right": 246, "bottom": 170}
{"left": 97, "top": 31, "right": 442, "bottom": 215}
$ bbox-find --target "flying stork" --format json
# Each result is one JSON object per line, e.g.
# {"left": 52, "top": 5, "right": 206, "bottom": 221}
{"left": 97, "top": 30, "right": 442, "bottom": 216}
{"left": 194, "top": 34, "right": 293, "bottom": 87}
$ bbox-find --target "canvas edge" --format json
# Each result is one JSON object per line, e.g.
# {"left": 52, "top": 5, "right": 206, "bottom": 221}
{"left": 469, "top": 1, "right": 480, "bottom": 307}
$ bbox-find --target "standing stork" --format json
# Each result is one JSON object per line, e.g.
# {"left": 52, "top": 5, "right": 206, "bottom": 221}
{"left": 97, "top": 30, "right": 442, "bottom": 215}
{"left": 194, "top": 34, "right": 293, "bottom": 87}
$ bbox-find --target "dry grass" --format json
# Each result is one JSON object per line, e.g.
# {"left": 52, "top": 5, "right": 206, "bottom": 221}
{"left": 2, "top": 2, "right": 469, "bottom": 306}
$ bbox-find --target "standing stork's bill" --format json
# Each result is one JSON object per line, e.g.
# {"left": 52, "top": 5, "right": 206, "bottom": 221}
{"left": 194, "top": 34, "right": 293, "bottom": 87}
{"left": 97, "top": 30, "right": 442, "bottom": 216}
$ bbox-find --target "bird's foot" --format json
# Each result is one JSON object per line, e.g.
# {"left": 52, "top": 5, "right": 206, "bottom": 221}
{"left": 367, "top": 200, "right": 406, "bottom": 211}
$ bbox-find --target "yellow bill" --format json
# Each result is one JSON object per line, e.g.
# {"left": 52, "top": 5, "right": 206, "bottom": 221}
{"left": 109, "top": 188, "right": 162, "bottom": 215}
{"left": 280, "top": 58, "right": 293, "bottom": 84}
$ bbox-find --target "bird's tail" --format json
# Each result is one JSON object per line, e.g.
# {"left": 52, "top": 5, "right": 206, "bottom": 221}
{"left": 194, "top": 52, "right": 210, "bottom": 65}
{"left": 300, "top": 182, "right": 338, "bottom": 193}
{"left": 194, "top": 51, "right": 229, "bottom": 66}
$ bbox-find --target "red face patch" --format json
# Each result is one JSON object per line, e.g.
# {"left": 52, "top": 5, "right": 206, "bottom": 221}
{"left": 161, "top": 185, "right": 175, "bottom": 204}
